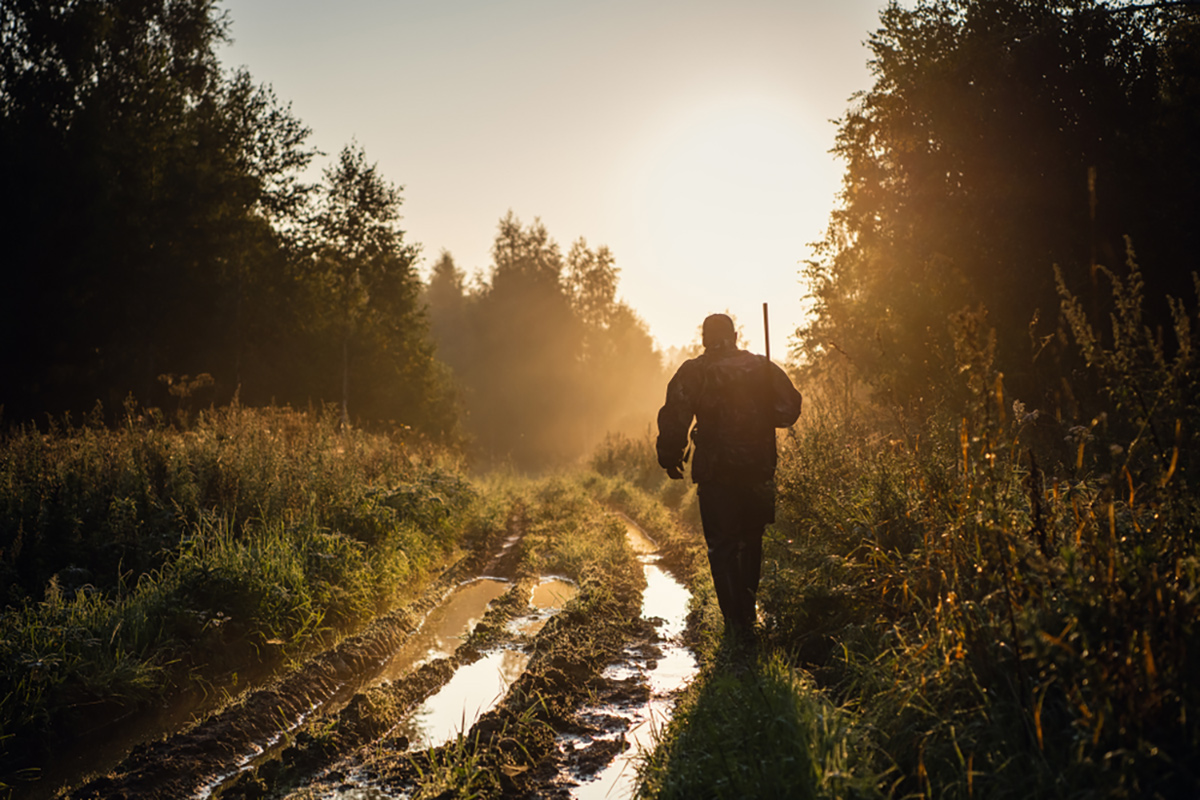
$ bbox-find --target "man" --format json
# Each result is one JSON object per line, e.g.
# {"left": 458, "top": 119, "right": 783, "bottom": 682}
{"left": 656, "top": 313, "right": 802, "bottom": 644}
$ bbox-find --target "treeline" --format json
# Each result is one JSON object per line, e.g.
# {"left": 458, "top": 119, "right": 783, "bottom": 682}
{"left": 425, "top": 214, "right": 663, "bottom": 469}
{"left": 798, "top": 0, "right": 1200, "bottom": 417}
{"left": 0, "top": 2, "right": 664, "bottom": 463}
{"left": 0, "top": 1, "right": 454, "bottom": 435}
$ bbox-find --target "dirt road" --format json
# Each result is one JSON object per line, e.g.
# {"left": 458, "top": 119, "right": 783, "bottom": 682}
{"left": 63, "top": 498, "right": 697, "bottom": 800}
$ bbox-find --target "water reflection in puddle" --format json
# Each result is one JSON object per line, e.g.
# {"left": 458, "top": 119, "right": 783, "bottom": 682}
{"left": 393, "top": 649, "right": 530, "bottom": 749}
{"left": 384, "top": 577, "right": 577, "bottom": 750}
{"left": 567, "top": 517, "right": 698, "bottom": 800}
{"left": 532, "top": 576, "right": 578, "bottom": 609}
{"left": 375, "top": 578, "right": 510, "bottom": 683}
{"left": 642, "top": 563, "right": 689, "bottom": 638}
{"left": 373, "top": 575, "right": 576, "bottom": 751}
{"left": 513, "top": 577, "right": 579, "bottom": 635}
{"left": 201, "top": 578, "right": 517, "bottom": 799}
{"left": 286, "top": 572, "right": 582, "bottom": 799}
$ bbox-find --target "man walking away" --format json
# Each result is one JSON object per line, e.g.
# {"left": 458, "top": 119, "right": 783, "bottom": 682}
{"left": 656, "top": 313, "right": 802, "bottom": 645}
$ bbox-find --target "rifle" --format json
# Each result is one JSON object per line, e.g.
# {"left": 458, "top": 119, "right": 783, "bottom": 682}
{"left": 763, "top": 302, "right": 771, "bottom": 361}
{"left": 761, "top": 301, "right": 775, "bottom": 423}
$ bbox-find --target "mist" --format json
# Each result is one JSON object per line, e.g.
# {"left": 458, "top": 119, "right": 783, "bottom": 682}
{"left": 425, "top": 213, "right": 665, "bottom": 470}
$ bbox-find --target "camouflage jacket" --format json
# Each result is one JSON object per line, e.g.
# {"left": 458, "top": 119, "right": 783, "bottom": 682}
{"left": 656, "top": 347, "right": 802, "bottom": 484}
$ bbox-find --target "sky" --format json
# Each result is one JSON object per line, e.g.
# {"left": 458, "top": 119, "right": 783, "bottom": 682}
{"left": 216, "top": 0, "right": 888, "bottom": 356}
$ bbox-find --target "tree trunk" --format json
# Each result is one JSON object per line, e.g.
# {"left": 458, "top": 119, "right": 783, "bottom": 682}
{"left": 341, "top": 333, "right": 350, "bottom": 428}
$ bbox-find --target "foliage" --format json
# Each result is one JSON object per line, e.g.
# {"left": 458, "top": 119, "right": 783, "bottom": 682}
{"left": 407, "top": 729, "right": 493, "bottom": 800}
{"left": 587, "top": 434, "right": 703, "bottom": 543}
{"left": 299, "top": 144, "right": 457, "bottom": 435}
{"left": 0, "top": 404, "right": 479, "bottom": 775}
{"left": 777, "top": 15, "right": 1200, "bottom": 792}
{"left": 0, "top": 2, "right": 458, "bottom": 438}
{"left": 760, "top": 256, "right": 1200, "bottom": 796}
{"left": 1056, "top": 242, "right": 1199, "bottom": 479}
{"left": 424, "top": 214, "right": 664, "bottom": 468}
{"left": 777, "top": 27, "right": 1200, "bottom": 793}
{"left": 798, "top": 0, "right": 1200, "bottom": 412}
{"left": 1, "top": 0, "right": 310, "bottom": 416}
{"left": 590, "top": 433, "right": 671, "bottom": 495}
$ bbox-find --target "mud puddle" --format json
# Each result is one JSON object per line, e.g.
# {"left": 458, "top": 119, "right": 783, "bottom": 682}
{"left": 393, "top": 648, "right": 529, "bottom": 748}
{"left": 194, "top": 577, "right": 514, "bottom": 797}
{"left": 272, "top": 513, "right": 687, "bottom": 800}
{"left": 562, "top": 516, "right": 697, "bottom": 798}
{"left": 25, "top": 661, "right": 277, "bottom": 800}
{"left": 514, "top": 576, "right": 578, "bottom": 635}
{"left": 202, "top": 575, "right": 578, "bottom": 798}
{"left": 374, "top": 578, "right": 512, "bottom": 683}
{"left": 385, "top": 577, "right": 577, "bottom": 749}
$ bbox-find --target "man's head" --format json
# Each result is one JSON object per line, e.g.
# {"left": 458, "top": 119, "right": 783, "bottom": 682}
{"left": 702, "top": 313, "right": 736, "bottom": 350}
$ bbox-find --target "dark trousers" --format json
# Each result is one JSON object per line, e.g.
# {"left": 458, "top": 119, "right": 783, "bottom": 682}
{"left": 697, "top": 480, "right": 774, "bottom": 636}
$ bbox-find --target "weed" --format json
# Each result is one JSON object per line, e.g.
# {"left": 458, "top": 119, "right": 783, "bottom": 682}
{"left": 638, "top": 653, "right": 876, "bottom": 799}
{"left": 596, "top": 255, "right": 1200, "bottom": 797}
{"left": 0, "top": 404, "right": 478, "bottom": 779}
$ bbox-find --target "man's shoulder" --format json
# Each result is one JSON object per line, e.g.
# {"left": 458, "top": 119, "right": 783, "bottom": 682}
{"left": 711, "top": 349, "right": 768, "bottom": 373}
{"left": 675, "top": 349, "right": 765, "bottom": 377}
{"left": 670, "top": 354, "right": 708, "bottom": 380}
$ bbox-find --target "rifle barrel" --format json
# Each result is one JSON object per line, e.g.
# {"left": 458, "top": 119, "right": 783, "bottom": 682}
{"left": 763, "top": 302, "right": 771, "bottom": 361}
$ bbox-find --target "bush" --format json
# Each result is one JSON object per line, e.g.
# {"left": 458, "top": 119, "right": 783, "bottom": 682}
{"left": 759, "top": 255, "right": 1200, "bottom": 797}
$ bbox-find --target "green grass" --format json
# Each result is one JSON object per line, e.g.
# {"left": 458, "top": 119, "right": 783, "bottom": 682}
{"left": 596, "top": 262, "right": 1200, "bottom": 798}
{"left": 0, "top": 403, "right": 480, "bottom": 778}
{"left": 639, "top": 653, "right": 875, "bottom": 800}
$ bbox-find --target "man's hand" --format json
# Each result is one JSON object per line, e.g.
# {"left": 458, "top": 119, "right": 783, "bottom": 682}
{"left": 666, "top": 464, "right": 684, "bottom": 480}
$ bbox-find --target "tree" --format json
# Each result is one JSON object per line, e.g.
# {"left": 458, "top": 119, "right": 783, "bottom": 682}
{"left": 302, "top": 144, "right": 453, "bottom": 434}
{"left": 0, "top": 3, "right": 459, "bottom": 438}
{"left": 798, "top": 0, "right": 1200, "bottom": 413}
{"left": 566, "top": 238, "right": 619, "bottom": 330}
{"left": 0, "top": 0, "right": 317, "bottom": 420}
{"left": 423, "top": 250, "right": 474, "bottom": 377}
{"left": 565, "top": 238, "right": 662, "bottom": 447}
{"left": 424, "top": 214, "right": 662, "bottom": 468}
{"left": 473, "top": 214, "right": 583, "bottom": 463}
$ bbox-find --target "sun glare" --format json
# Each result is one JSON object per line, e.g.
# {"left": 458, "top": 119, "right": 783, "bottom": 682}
{"left": 622, "top": 93, "right": 831, "bottom": 353}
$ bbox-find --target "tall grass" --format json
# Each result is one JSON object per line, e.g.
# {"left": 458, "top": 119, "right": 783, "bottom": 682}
{"left": 0, "top": 403, "right": 478, "bottom": 777}
{"left": 759, "top": 255, "right": 1200, "bottom": 797}
{"left": 587, "top": 434, "right": 701, "bottom": 543}
{"left": 600, "top": 257, "right": 1199, "bottom": 797}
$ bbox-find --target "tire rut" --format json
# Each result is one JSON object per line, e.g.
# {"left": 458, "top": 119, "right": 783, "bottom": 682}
{"left": 259, "top": 515, "right": 696, "bottom": 799}
{"left": 68, "top": 515, "right": 525, "bottom": 800}
{"left": 68, "top": 508, "right": 696, "bottom": 800}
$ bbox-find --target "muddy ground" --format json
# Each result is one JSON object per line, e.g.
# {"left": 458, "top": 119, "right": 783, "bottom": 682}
{"left": 58, "top": 505, "right": 697, "bottom": 800}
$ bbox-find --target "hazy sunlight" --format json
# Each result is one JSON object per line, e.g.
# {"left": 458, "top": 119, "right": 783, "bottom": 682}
{"left": 624, "top": 93, "right": 830, "bottom": 354}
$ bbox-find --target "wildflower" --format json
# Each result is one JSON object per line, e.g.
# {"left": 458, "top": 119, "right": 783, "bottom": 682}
{"left": 1013, "top": 400, "right": 1040, "bottom": 425}
{"left": 1066, "top": 425, "right": 1094, "bottom": 446}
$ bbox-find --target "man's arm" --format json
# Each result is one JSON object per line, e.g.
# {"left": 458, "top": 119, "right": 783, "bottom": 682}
{"left": 656, "top": 361, "right": 700, "bottom": 478}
